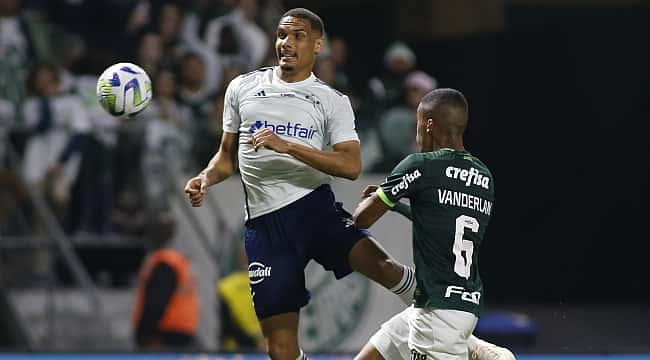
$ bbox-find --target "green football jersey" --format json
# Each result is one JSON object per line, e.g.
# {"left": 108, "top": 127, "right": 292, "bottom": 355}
{"left": 376, "top": 148, "right": 495, "bottom": 316}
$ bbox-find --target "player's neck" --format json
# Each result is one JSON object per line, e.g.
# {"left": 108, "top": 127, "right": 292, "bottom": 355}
{"left": 276, "top": 66, "right": 312, "bottom": 83}
{"left": 430, "top": 138, "right": 465, "bottom": 152}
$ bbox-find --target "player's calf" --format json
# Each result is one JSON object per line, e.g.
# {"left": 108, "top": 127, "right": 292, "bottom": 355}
{"left": 260, "top": 313, "right": 302, "bottom": 360}
{"left": 348, "top": 237, "right": 417, "bottom": 305}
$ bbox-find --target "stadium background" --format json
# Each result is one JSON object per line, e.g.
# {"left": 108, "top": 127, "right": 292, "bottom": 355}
{"left": 1, "top": 0, "right": 649, "bottom": 358}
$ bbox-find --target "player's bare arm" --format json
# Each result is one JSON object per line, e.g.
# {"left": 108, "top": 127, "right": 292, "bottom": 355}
{"left": 361, "top": 185, "right": 413, "bottom": 221}
{"left": 184, "top": 131, "right": 238, "bottom": 207}
{"left": 248, "top": 128, "right": 361, "bottom": 180}
{"left": 353, "top": 191, "right": 390, "bottom": 229}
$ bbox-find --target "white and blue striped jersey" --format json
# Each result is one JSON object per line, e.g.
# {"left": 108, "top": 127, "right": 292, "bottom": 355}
{"left": 222, "top": 66, "right": 360, "bottom": 220}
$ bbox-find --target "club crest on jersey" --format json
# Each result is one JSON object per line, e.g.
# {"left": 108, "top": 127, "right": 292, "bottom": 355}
{"left": 248, "top": 262, "right": 272, "bottom": 284}
{"left": 390, "top": 169, "right": 422, "bottom": 196}
{"left": 249, "top": 120, "right": 317, "bottom": 139}
{"left": 411, "top": 349, "right": 427, "bottom": 360}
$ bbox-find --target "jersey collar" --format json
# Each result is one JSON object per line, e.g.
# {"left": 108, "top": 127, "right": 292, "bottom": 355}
{"left": 273, "top": 66, "right": 316, "bottom": 87}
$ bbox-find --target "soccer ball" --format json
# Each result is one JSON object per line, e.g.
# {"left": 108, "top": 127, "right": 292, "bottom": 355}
{"left": 96, "top": 62, "right": 152, "bottom": 118}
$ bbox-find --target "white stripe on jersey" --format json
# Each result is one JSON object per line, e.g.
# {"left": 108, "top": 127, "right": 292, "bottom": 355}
{"left": 223, "top": 66, "right": 359, "bottom": 220}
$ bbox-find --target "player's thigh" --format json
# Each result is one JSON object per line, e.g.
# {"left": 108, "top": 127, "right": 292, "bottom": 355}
{"left": 311, "top": 201, "right": 369, "bottom": 279}
{"left": 244, "top": 216, "right": 310, "bottom": 320}
{"left": 408, "top": 308, "right": 478, "bottom": 360}
{"left": 367, "top": 306, "right": 413, "bottom": 360}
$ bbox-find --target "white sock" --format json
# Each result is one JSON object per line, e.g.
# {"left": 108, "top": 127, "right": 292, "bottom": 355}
{"left": 389, "top": 265, "right": 416, "bottom": 305}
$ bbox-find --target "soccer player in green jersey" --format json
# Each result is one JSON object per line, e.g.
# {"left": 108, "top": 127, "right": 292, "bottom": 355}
{"left": 352, "top": 88, "right": 514, "bottom": 360}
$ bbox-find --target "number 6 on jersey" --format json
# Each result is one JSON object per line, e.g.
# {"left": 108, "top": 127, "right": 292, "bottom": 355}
{"left": 453, "top": 215, "right": 478, "bottom": 279}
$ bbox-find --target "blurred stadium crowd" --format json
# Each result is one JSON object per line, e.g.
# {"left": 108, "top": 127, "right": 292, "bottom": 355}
{"left": 0, "top": 0, "right": 438, "bottom": 239}
{"left": 0, "top": 0, "right": 440, "bottom": 351}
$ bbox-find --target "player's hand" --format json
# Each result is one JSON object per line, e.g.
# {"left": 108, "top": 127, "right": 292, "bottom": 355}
{"left": 184, "top": 173, "right": 209, "bottom": 207}
{"left": 362, "top": 185, "right": 379, "bottom": 198}
{"left": 248, "top": 128, "right": 290, "bottom": 153}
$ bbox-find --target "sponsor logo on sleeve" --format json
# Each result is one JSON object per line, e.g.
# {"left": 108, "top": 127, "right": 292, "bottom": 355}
{"left": 390, "top": 169, "right": 422, "bottom": 196}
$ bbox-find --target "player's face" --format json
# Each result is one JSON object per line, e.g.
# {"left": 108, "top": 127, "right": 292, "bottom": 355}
{"left": 276, "top": 17, "right": 323, "bottom": 74}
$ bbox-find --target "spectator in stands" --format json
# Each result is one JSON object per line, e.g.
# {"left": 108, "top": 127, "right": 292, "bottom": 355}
{"left": 136, "top": 32, "right": 163, "bottom": 77}
{"left": 157, "top": 2, "right": 185, "bottom": 63}
{"left": 132, "top": 213, "right": 199, "bottom": 351}
{"left": 367, "top": 41, "right": 417, "bottom": 110}
{"left": 21, "top": 63, "right": 91, "bottom": 213}
{"left": 204, "top": 0, "right": 268, "bottom": 71}
{"left": 374, "top": 70, "right": 437, "bottom": 172}
{"left": 141, "top": 68, "right": 192, "bottom": 215}
{"left": 327, "top": 36, "right": 351, "bottom": 91}
{"left": 55, "top": 32, "right": 86, "bottom": 95}
{"left": 176, "top": 52, "right": 222, "bottom": 167}
{"left": 0, "top": 98, "right": 15, "bottom": 168}
{"left": 0, "top": 0, "right": 53, "bottom": 111}
{"left": 182, "top": 0, "right": 231, "bottom": 47}
{"left": 110, "top": 189, "right": 148, "bottom": 237}
{"left": 258, "top": 0, "right": 284, "bottom": 34}
{"left": 218, "top": 246, "right": 264, "bottom": 352}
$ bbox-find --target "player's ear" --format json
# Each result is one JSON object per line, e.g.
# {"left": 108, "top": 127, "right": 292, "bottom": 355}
{"left": 315, "top": 37, "right": 324, "bottom": 54}
{"left": 426, "top": 118, "right": 434, "bottom": 133}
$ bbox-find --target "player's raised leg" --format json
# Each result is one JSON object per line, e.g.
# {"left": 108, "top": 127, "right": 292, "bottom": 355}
{"left": 259, "top": 313, "right": 304, "bottom": 360}
{"left": 348, "top": 236, "right": 417, "bottom": 305}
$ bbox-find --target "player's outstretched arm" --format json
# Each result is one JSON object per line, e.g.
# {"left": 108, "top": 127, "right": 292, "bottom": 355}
{"left": 248, "top": 128, "right": 361, "bottom": 180}
{"left": 184, "top": 131, "right": 238, "bottom": 207}
{"left": 361, "top": 185, "right": 413, "bottom": 221}
{"left": 353, "top": 192, "right": 390, "bottom": 229}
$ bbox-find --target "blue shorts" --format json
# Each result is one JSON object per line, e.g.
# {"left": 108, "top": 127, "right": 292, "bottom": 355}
{"left": 244, "top": 184, "right": 369, "bottom": 319}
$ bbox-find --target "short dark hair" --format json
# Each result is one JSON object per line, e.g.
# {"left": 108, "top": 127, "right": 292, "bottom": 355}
{"left": 280, "top": 8, "right": 324, "bottom": 35}
{"left": 419, "top": 88, "right": 469, "bottom": 134}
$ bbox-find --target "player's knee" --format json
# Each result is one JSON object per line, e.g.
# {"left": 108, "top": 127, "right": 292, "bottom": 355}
{"left": 266, "top": 339, "right": 300, "bottom": 360}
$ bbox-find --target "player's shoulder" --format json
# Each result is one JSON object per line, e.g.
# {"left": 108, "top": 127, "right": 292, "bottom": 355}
{"left": 393, "top": 153, "right": 426, "bottom": 173}
{"left": 401, "top": 150, "right": 459, "bottom": 173}
{"left": 241, "top": 66, "right": 275, "bottom": 79}
{"left": 462, "top": 154, "right": 493, "bottom": 178}
{"left": 231, "top": 67, "right": 274, "bottom": 87}
{"left": 226, "top": 67, "right": 274, "bottom": 97}
{"left": 312, "top": 77, "right": 346, "bottom": 98}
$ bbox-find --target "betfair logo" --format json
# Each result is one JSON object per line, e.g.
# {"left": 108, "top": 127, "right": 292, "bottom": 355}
{"left": 445, "top": 166, "right": 490, "bottom": 190}
{"left": 249, "top": 120, "right": 317, "bottom": 139}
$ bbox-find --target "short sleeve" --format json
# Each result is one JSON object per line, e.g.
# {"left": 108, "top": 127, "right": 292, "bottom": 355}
{"left": 326, "top": 95, "right": 359, "bottom": 145}
{"left": 377, "top": 154, "right": 424, "bottom": 208}
{"left": 222, "top": 75, "right": 242, "bottom": 134}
